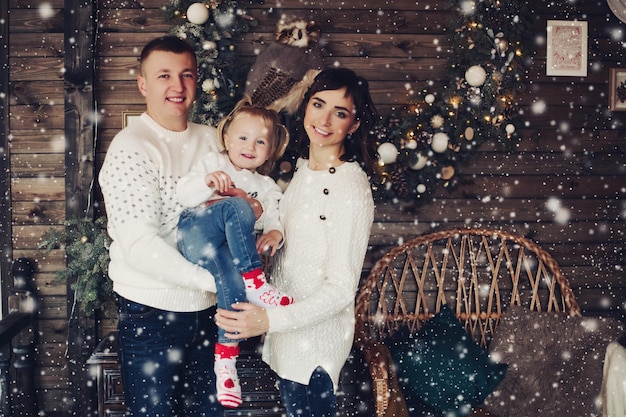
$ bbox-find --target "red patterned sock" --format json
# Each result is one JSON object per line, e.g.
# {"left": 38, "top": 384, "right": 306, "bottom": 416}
{"left": 242, "top": 269, "right": 294, "bottom": 307}
{"left": 215, "top": 343, "right": 241, "bottom": 408}
{"left": 242, "top": 268, "right": 266, "bottom": 289}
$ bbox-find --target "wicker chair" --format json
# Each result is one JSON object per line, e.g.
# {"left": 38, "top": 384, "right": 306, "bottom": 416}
{"left": 354, "top": 228, "right": 582, "bottom": 417}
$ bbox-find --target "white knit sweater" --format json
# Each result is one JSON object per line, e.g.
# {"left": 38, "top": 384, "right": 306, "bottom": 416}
{"left": 263, "top": 159, "right": 375, "bottom": 392}
{"left": 98, "top": 113, "right": 221, "bottom": 312}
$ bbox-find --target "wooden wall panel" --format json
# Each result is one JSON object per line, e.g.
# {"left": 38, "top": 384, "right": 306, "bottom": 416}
{"left": 7, "top": 0, "right": 68, "bottom": 414}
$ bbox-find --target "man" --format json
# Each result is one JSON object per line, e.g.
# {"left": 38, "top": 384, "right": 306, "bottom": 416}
{"left": 99, "top": 36, "right": 223, "bottom": 416}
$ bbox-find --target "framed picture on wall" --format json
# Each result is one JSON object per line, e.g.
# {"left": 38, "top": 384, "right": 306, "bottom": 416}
{"left": 546, "top": 20, "right": 588, "bottom": 77}
{"left": 123, "top": 111, "right": 142, "bottom": 128}
{"left": 609, "top": 68, "right": 626, "bottom": 111}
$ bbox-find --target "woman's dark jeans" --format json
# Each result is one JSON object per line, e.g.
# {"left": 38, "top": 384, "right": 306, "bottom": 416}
{"left": 278, "top": 367, "right": 338, "bottom": 417}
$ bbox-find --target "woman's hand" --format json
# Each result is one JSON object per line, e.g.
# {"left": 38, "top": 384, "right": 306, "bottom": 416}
{"left": 215, "top": 302, "right": 270, "bottom": 339}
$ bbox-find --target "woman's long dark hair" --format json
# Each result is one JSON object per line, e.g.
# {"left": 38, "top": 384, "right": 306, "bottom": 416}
{"left": 292, "top": 68, "right": 379, "bottom": 176}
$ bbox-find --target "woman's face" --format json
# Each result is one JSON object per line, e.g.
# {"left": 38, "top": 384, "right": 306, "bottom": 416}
{"left": 303, "top": 87, "right": 360, "bottom": 151}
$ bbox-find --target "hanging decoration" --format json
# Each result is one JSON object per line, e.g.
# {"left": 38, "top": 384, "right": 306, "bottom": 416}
{"left": 164, "top": 0, "right": 258, "bottom": 126}
{"left": 371, "top": 0, "right": 533, "bottom": 204}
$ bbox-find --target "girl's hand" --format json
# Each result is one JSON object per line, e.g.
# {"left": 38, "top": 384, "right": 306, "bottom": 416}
{"left": 215, "top": 302, "right": 270, "bottom": 339}
{"left": 205, "top": 171, "right": 233, "bottom": 193}
{"left": 256, "top": 230, "right": 283, "bottom": 256}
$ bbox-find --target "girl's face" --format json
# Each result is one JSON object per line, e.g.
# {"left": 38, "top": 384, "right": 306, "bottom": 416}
{"left": 304, "top": 87, "right": 360, "bottom": 151}
{"left": 224, "top": 113, "right": 272, "bottom": 171}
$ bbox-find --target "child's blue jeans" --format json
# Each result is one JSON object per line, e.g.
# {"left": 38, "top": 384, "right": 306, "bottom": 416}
{"left": 177, "top": 197, "right": 263, "bottom": 344}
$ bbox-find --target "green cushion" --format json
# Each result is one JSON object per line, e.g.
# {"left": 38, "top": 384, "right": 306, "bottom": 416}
{"left": 389, "top": 305, "right": 507, "bottom": 417}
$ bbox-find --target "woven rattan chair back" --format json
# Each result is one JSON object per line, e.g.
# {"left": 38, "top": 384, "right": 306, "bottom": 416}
{"left": 355, "top": 228, "right": 581, "bottom": 350}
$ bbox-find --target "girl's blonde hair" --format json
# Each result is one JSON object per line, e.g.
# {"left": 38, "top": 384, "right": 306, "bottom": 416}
{"left": 217, "top": 97, "right": 289, "bottom": 176}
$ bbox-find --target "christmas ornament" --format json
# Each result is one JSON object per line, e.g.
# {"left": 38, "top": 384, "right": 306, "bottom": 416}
{"left": 389, "top": 164, "right": 409, "bottom": 198}
{"left": 186, "top": 2, "right": 209, "bottom": 25}
{"left": 465, "top": 65, "right": 487, "bottom": 87}
{"left": 459, "top": 1, "right": 476, "bottom": 15}
{"left": 441, "top": 165, "right": 455, "bottom": 180}
{"left": 405, "top": 139, "right": 418, "bottom": 150}
{"left": 430, "top": 114, "right": 444, "bottom": 129}
{"left": 244, "top": 16, "right": 324, "bottom": 114}
{"left": 408, "top": 153, "right": 428, "bottom": 170}
{"left": 202, "top": 78, "right": 216, "bottom": 93}
{"left": 203, "top": 40, "right": 217, "bottom": 50}
{"left": 378, "top": 142, "right": 399, "bottom": 164}
{"left": 431, "top": 132, "right": 449, "bottom": 153}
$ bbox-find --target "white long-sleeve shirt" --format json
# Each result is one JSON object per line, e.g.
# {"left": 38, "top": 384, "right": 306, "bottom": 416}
{"left": 176, "top": 151, "right": 283, "bottom": 236}
{"left": 262, "top": 159, "right": 375, "bottom": 392}
{"left": 98, "top": 113, "right": 221, "bottom": 312}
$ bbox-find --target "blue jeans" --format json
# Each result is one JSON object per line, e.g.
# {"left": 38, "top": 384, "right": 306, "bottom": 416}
{"left": 177, "top": 197, "right": 262, "bottom": 344}
{"left": 116, "top": 296, "right": 222, "bottom": 417}
{"left": 278, "top": 367, "right": 338, "bottom": 417}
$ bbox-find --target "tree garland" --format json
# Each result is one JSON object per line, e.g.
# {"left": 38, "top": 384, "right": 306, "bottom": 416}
{"left": 165, "top": 0, "right": 533, "bottom": 205}
{"left": 164, "top": 0, "right": 257, "bottom": 126}
{"left": 371, "top": 0, "right": 534, "bottom": 204}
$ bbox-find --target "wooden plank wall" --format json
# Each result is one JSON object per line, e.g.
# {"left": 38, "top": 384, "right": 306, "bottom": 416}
{"left": 6, "top": 0, "right": 625, "bottom": 414}
{"left": 8, "top": 0, "right": 67, "bottom": 413}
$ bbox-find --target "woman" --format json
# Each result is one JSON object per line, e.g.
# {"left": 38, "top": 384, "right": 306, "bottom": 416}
{"left": 215, "top": 67, "right": 378, "bottom": 416}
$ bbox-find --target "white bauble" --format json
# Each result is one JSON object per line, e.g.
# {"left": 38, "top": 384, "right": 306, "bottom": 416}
{"left": 425, "top": 94, "right": 435, "bottom": 104}
{"left": 203, "top": 40, "right": 217, "bottom": 51}
{"left": 465, "top": 65, "right": 487, "bottom": 87}
{"left": 416, "top": 184, "right": 427, "bottom": 194}
{"left": 431, "top": 132, "right": 449, "bottom": 153}
{"left": 459, "top": 0, "right": 476, "bottom": 15}
{"left": 405, "top": 139, "right": 418, "bottom": 150}
{"left": 505, "top": 124, "right": 516, "bottom": 134}
{"left": 408, "top": 153, "right": 428, "bottom": 170}
{"left": 378, "top": 142, "right": 399, "bottom": 164}
{"left": 187, "top": 3, "right": 210, "bottom": 25}
{"left": 202, "top": 78, "right": 215, "bottom": 93}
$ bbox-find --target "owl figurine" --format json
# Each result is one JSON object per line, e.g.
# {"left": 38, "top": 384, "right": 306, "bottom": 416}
{"left": 245, "top": 16, "right": 325, "bottom": 114}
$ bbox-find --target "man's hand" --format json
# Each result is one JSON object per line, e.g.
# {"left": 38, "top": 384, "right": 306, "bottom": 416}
{"left": 219, "top": 187, "right": 264, "bottom": 219}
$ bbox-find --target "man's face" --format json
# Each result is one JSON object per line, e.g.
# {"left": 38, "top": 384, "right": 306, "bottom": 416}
{"left": 137, "top": 50, "right": 197, "bottom": 131}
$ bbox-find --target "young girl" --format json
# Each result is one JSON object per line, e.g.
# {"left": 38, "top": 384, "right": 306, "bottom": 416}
{"left": 176, "top": 98, "right": 292, "bottom": 409}
{"left": 214, "top": 68, "right": 378, "bottom": 417}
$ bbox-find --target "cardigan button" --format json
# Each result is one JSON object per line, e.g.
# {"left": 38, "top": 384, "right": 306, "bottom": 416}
{"left": 323, "top": 188, "right": 329, "bottom": 195}
{"left": 320, "top": 215, "right": 326, "bottom": 220}
{"left": 329, "top": 167, "right": 336, "bottom": 174}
